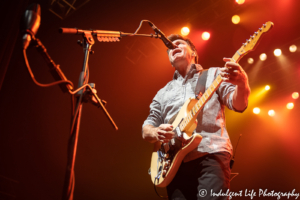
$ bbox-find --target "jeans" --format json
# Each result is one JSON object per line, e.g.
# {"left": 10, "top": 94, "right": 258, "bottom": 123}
{"left": 166, "top": 152, "right": 231, "bottom": 200}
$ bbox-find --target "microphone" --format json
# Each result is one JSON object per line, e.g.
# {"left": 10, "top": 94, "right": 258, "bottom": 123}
{"left": 148, "top": 22, "right": 177, "bottom": 49}
{"left": 21, "top": 3, "right": 41, "bottom": 49}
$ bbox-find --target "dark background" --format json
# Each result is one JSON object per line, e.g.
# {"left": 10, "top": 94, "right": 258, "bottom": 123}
{"left": 0, "top": 0, "right": 299, "bottom": 199}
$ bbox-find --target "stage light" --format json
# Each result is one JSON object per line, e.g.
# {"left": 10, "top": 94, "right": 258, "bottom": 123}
{"left": 259, "top": 53, "right": 267, "bottom": 61}
{"left": 292, "top": 92, "right": 299, "bottom": 99}
{"left": 286, "top": 103, "right": 294, "bottom": 110}
{"left": 236, "top": 0, "right": 245, "bottom": 4}
{"left": 248, "top": 58, "right": 254, "bottom": 64}
{"left": 181, "top": 27, "right": 190, "bottom": 36}
{"left": 289, "top": 45, "right": 297, "bottom": 52}
{"left": 253, "top": 107, "right": 260, "bottom": 114}
{"left": 274, "top": 49, "right": 282, "bottom": 57}
{"left": 268, "top": 110, "right": 275, "bottom": 116}
{"left": 265, "top": 85, "right": 270, "bottom": 91}
{"left": 202, "top": 32, "right": 210, "bottom": 40}
{"left": 232, "top": 15, "right": 240, "bottom": 24}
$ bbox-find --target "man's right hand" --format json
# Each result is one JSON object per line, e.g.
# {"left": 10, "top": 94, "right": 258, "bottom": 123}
{"left": 156, "top": 124, "right": 175, "bottom": 143}
{"left": 142, "top": 124, "right": 175, "bottom": 143}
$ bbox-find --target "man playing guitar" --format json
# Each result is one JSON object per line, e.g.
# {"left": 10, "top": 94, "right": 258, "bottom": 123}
{"left": 142, "top": 34, "right": 250, "bottom": 200}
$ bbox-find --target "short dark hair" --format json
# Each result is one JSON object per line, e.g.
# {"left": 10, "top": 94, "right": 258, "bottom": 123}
{"left": 167, "top": 34, "right": 198, "bottom": 64}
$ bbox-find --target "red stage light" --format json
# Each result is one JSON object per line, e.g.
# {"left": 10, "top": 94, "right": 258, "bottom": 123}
{"left": 181, "top": 27, "right": 190, "bottom": 36}
{"left": 265, "top": 85, "right": 270, "bottom": 91}
{"left": 253, "top": 107, "right": 260, "bottom": 114}
{"left": 236, "top": 0, "right": 245, "bottom": 4}
{"left": 274, "top": 49, "right": 282, "bottom": 57}
{"left": 286, "top": 103, "right": 294, "bottom": 110}
{"left": 292, "top": 92, "right": 299, "bottom": 99}
{"left": 259, "top": 53, "right": 267, "bottom": 61}
{"left": 202, "top": 32, "right": 210, "bottom": 40}
{"left": 232, "top": 15, "right": 240, "bottom": 24}
{"left": 289, "top": 45, "right": 297, "bottom": 52}
{"left": 268, "top": 110, "right": 275, "bottom": 116}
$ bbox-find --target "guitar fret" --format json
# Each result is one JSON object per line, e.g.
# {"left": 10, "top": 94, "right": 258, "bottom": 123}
{"left": 197, "top": 101, "right": 201, "bottom": 109}
{"left": 207, "top": 90, "right": 211, "bottom": 96}
{"left": 213, "top": 81, "right": 217, "bottom": 88}
{"left": 192, "top": 107, "right": 196, "bottom": 115}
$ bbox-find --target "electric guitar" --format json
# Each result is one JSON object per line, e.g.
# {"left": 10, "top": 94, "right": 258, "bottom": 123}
{"left": 150, "top": 21, "right": 274, "bottom": 187}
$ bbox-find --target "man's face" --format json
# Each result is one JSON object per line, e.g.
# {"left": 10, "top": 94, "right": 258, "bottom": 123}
{"left": 168, "top": 39, "right": 195, "bottom": 66}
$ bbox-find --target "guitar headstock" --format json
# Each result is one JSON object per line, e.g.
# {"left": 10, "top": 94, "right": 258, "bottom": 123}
{"left": 235, "top": 21, "right": 274, "bottom": 62}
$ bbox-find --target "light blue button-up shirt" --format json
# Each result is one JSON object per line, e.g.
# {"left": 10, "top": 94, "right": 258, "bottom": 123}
{"left": 143, "top": 64, "right": 244, "bottom": 162}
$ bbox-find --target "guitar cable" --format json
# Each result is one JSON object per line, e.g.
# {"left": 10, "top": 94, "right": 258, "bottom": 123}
{"left": 230, "top": 134, "right": 242, "bottom": 182}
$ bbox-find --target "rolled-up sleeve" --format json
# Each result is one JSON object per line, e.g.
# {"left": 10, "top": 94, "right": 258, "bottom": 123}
{"left": 142, "top": 91, "right": 163, "bottom": 128}
{"left": 216, "top": 68, "right": 246, "bottom": 113}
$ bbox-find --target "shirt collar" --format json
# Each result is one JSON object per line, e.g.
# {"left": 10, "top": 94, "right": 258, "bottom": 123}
{"left": 173, "top": 64, "right": 203, "bottom": 80}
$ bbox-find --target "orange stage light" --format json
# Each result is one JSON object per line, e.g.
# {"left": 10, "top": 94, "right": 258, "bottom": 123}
{"left": 181, "top": 27, "right": 190, "bottom": 36}
{"left": 265, "top": 85, "right": 270, "bottom": 91}
{"left": 253, "top": 107, "right": 260, "bottom": 114}
{"left": 268, "top": 110, "right": 275, "bottom": 116}
{"left": 286, "top": 103, "right": 294, "bottom": 110}
{"left": 236, "top": 0, "right": 245, "bottom": 4}
{"left": 202, "top": 32, "right": 210, "bottom": 40}
{"left": 292, "top": 92, "right": 299, "bottom": 99}
{"left": 232, "top": 15, "right": 240, "bottom": 24}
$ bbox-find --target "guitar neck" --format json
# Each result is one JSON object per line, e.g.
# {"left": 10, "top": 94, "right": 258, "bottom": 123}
{"left": 179, "top": 74, "right": 223, "bottom": 132}
{"left": 179, "top": 21, "right": 274, "bottom": 132}
{"left": 179, "top": 51, "right": 243, "bottom": 132}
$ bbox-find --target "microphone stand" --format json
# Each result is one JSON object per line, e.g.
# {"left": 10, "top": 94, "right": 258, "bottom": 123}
{"left": 26, "top": 27, "right": 162, "bottom": 200}
{"left": 59, "top": 30, "right": 161, "bottom": 200}
{"left": 61, "top": 31, "right": 107, "bottom": 200}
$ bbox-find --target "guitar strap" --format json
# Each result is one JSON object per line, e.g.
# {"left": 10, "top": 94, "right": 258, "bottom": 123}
{"left": 195, "top": 69, "right": 208, "bottom": 99}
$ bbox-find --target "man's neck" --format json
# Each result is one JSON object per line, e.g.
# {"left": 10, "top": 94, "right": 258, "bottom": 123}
{"left": 174, "top": 62, "right": 195, "bottom": 78}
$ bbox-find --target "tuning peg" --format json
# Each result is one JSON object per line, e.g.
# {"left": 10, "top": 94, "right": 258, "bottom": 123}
{"left": 247, "top": 39, "right": 251, "bottom": 43}
{"left": 263, "top": 24, "right": 266, "bottom": 27}
{"left": 250, "top": 35, "right": 254, "bottom": 39}
{"left": 254, "top": 32, "right": 258, "bottom": 35}
{"left": 243, "top": 43, "right": 246, "bottom": 46}
{"left": 259, "top": 28, "right": 262, "bottom": 31}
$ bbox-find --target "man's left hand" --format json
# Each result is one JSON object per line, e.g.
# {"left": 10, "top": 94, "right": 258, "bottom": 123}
{"left": 220, "top": 57, "right": 248, "bottom": 87}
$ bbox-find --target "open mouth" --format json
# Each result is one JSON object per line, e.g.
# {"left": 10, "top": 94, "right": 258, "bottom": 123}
{"left": 172, "top": 49, "right": 182, "bottom": 57}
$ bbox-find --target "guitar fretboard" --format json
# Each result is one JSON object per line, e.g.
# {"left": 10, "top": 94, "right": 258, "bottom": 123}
{"left": 178, "top": 21, "right": 273, "bottom": 133}
{"left": 179, "top": 74, "right": 223, "bottom": 132}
